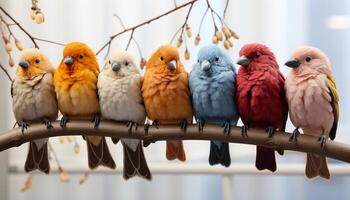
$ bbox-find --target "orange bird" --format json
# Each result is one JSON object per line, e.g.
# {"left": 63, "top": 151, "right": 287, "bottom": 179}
{"left": 142, "top": 45, "right": 192, "bottom": 161}
{"left": 54, "top": 42, "right": 116, "bottom": 169}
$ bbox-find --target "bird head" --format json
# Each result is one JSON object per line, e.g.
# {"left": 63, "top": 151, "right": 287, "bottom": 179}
{"left": 196, "top": 45, "right": 235, "bottom": 76}
{"left": 237, "top": 43, "right": 278, "bottom": 71}
{"left": 285, "top": 46, "right": 332, "bottom": 76}
{"left": 16, "top": 48, "right": 54, "bottom": 79}
{"left": 103, "top": 51, "right": 139, "bottom": 77}
{"left": 146, "top": 45, "right": 182, "bottom": 74}
{"left": 59, "top": 42, "right": 99, "bottom": 75}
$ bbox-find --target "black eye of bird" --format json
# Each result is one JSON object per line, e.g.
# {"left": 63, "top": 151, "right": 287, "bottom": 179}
{"left": 35, "top": 59, "right": 40, "bottom": 64}
{"left": 305, "top": 56, "right": 312, "bottom": 62}
{"left": 79, "top": 54, "right": 84, "bottom": 59}
{"left": 125, "top": 62, "right": 129, "bottom": 66}
{"left": 160, "top": 56, "right": 164, "bottom": 61}
{"left": 215, "top": 57, "right": 219, "bottom": 62}
{"left": 197, "top": 59, "right": 200, "bottom": 63}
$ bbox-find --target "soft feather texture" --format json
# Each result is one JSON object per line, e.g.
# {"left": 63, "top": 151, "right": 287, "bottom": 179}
{"left": 12, "top": 48, "right": 58, "bottom": 174}
{"left": 142, "top": 45, "right": 192, "bottom": 161}
{"left": 54, "top": 42, "right": 115, "bottom": 170}
{"left": 236, "top": 43, "right": 287, "bottom": 172}
{"left": 285, "top": 46, "right": 339, "bottom": 179}
{"left": 189, "top": 45, "right": 239, "bottom": 167}
{"left": 98, "top": 51, "right": 151, "bottom": 180}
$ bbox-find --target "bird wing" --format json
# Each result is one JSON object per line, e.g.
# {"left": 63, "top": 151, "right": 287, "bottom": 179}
{"left": 326, "top": 74, "right": 339, "bottom": 140}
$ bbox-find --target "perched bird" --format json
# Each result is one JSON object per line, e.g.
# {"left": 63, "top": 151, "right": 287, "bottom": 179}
{"left": 285, "top": 46, "right": 339, "bottom": 179}
{"left": 54, "top": 42, "right": 116, "bottom": 170}
{"left": 142, "top": 45, "right": 192, "bottom": 161}
{"left": 236, "top": 43, "right": 288, "bottom": 172}
{"left": 12, "top": 48, "right": 58, "bottom": 174}
{"left": 189, "top": 45, "right": 239, "bottom": 167}
{"left": 98, "top": 51, "right": 151, "bottom": 180}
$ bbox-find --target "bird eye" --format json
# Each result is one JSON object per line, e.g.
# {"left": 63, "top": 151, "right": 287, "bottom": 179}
{"left": 79, "top": 54, "right": 84, "bottom": 59}
{"left": 215, "top": 57, "right": 219, "bottom": 62}
{"left": 125, "top": 62, "right": 129, "bottom": 66}
{"left": 160, "top": 57, "right": 164, "bottom": 61}
{"left": 35, "top": 59, "right": 40, "bottom": 64}
{"left": 197, "top": 59, "right": 200, "bottom": 63}
{"left": 305, "top": 56, "right": 312, "bottom": 62}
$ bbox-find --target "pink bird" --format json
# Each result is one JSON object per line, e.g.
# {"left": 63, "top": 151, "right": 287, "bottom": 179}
{"left": 285, "top": 46, "right": 339, "bottom": 179}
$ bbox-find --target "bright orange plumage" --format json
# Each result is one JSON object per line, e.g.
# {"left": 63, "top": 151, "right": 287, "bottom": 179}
{"left": 54, "top": 42, "right": 115, "bottom": 169}
{"left": 142, "top": 45, "right": 192, "bottom": 161}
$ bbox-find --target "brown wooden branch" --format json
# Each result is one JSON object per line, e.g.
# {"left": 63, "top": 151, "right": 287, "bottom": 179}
{"left": 1, "top": 120, "right": 350, "bottom": 164}
{"left": 0, "top": 63, "right": 12, "bottom": 81}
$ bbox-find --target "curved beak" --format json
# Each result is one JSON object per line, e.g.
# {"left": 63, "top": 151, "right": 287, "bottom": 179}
{"left": 18, "top": 61, "right": 29, "bottom": 69}
{"left": 167, "top": 60, "right": 177, "bottom": 70}
{"left": 285, "top": 59, "right": 301, "bottom": 68}
{"left": 111, "top": 62, "right": 121, "bottom": 71}
{"left": 201, "top": 60, "right": 210, "bottom": 71}
{"left": 64, "top": 56, "right": 74, "bottom": 65}
{"left": 237, "top": 56, "right": 250, "bottom": 66}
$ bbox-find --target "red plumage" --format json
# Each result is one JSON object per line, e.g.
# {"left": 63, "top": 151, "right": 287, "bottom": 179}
{"left": 236, "top": 43, "right": 288, "bottom": 172}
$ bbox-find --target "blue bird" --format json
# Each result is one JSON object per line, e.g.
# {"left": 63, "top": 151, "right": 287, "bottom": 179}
{"left": 189, "top": 45, "right": 239, "bottom": 167}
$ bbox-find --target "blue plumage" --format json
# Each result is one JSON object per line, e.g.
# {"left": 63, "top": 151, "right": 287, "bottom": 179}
{"left": 189, "top": 45, "right": 239, "bottom": 167}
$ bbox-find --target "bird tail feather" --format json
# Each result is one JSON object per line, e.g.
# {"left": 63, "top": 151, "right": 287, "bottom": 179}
{"left": 87, "top": 137, "right": 116, "bottom": 170}
{"left": 256, "top": 146, "right": 276, "bottom": 172}
{"left": 123, "top": 142, "right": 152, "bottom": 180}
{"left": 25, "top": 141, "right": 50, "bottom": 174}
{"left": 305, "top": 154, "right": 330, "bottom": 179}
{"left": 166, "top": 140, "right": 186, "bottom": 161}
{"left": 209, "top": 141, "right": 231, "bottom": 167}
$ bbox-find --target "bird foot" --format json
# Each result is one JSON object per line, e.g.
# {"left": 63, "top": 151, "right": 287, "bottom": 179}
{"left": 266, "top": 126, "right": 275, "bottom": 138}
{"left": 17, "top": 121, "right": 29, "bottom": 134}
{"left": 197, "top": 119, "right": 205, "bottom": 133}
{"left": 180, "top": 119, "right": 187, "bottom": 132}
{"left": 318, "top": 134, "right": 327, "bottom": 149}
{"left": 42, "top": 118, "right": 53, "bottom": 129}
{"left": 60, "top": 114, "right": 69, "bottom": 128}
{"left": 92, "top": 113, "right": 101, "bottom": 128}
{"left": 222, "top": 121, "right": 231, "bottom": 135}
{"left": 126, "top": 121, "right": 137, "bottom": 133}
{"left": 241, "top": 125, "right": 249, "bottom": 137}
{"left": 289, "top": 127, "right": 300, "bottom": 142}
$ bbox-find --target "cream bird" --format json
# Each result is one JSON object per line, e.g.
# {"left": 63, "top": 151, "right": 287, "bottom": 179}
{"left": 98, "top": 51, "right": 151, "bottom": 180}
{"left": 285, "top": 46, "right": 339, "bottom": 179}
{"left": 12, "top": 48, "right": 58, "bottom": 174}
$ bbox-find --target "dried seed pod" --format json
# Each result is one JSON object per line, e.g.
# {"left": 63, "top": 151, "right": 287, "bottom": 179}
{"left": 66, "top": 136, "right": 72, "bottom": 143}
{"left": 15, "top": 38, "right": 23, "bottom": 51}
{"left": 5, "top": 43, "right": 12, "bottom": 53}
{"left": 215, "top": 30, "right": 223, "bottom": 41}
{"left": 58, "top": 167, "right": 70, "bottom": 182}
{"left": 177, "top": 36, "right": 183, "bottom": 48}
{"left": 228, "top": 39, "right": 233, "bottom": 47}
{"left": 223, "top": 40, "right": 230, "bottom": 50}
{"left": 8, "top": 55, "right": 14, "bottom": 67}
{"left": 30, "top": 9, "right": 36, "bottom": 20}
{"left": 230, "top": 30, "right": 239, "bottom": 39}
{"left": 59, "top": 136, "right": 65, "bottom": 143}
{"left": 79, "top": 172, "right": 89, "bottom": 184}
{"left": 194, "top": 34, "right": 201, "bottom": 46}
{"left": 184, "top": 49, "right": 190, "bottom": 60}
{"left": 212, "top": 35, "right": 218, "bottom": 44}
{"left": 34, "top": 12, "right": 45, "bottom": 24}
{"left": 2, "top": 33, "right": 9, "bottom": 44}
{"left": 185, "top": 24, "right": 192, "bottom": 38}
{"left": 221, "top": 26, "right": 231, "bottom": 38}
{"left": 74, "top": 143, "right": 80, "bottom": 154}
{"left": 140, "top": 57, "right": 146, "bottom": 70}
{"left": 20, "top": 175, "right": 33, "bottom": 192}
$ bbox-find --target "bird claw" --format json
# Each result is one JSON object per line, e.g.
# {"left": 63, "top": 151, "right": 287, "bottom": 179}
{"left": 42, "top": 118, "right": 53, "bottom": 129}
{"left": 17, "top": 121, "right": 29, "bottom": 134}
{"left": 180, "top": 119, "right": 187, "bottom": 132}
{"left": 289, "top": 127, "right": 300, "bottom": 142}
{"left": 152, "top": 120, "right": 159, "bottom": 129}
{"left": 266, "top": 126, "right": 275, "bottom": 138}
{"left": 241, "top": 125, "right": 248, "bottom": 137}
{"left": 60, "top": 114, "right": 69, "bottom": 128}
{"left": 197, "top": 119, "right": 205, "bottom": 133}
{"left": 318, "top": 134, "right": 327, "bottom": 149}
{"left": 92, "top": 113, "right": 101, "bottom": 128}
{"left": 126, "top": 121, "right": 137, "bottom": 134}
{"left": 222, "top": 121, "right": 231, "bottom": 135}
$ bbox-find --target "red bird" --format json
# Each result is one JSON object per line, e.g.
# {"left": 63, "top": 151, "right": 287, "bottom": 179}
{"left": 236, "top": 43, "right": 287, "bottom": 172}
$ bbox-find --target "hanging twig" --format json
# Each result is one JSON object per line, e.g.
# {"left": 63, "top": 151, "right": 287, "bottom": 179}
{"left": 0, "top": 63, "right": 12, "bottom": 81}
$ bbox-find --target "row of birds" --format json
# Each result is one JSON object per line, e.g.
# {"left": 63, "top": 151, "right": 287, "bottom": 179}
{"left": 11, "top": 42, "right": 339, "bottom": 181}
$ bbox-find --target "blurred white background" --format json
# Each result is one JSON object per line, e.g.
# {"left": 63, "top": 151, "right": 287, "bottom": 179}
{"left": 1, "top": 0, "right": 350, "bottom": 200}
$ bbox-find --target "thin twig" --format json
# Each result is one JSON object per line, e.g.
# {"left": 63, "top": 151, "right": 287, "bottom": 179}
{"left": 0, "top": 63, "right": 12, "bottom": 81}
{"left": 33, "top": 37, "right": 64, "bottom": 46}
{"left": 223, "top": 0, "right": 230, "bottom": 18}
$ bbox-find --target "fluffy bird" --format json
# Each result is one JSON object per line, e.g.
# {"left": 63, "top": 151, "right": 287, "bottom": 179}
{"left": 189, "top": 45, "right": 239, "bottom": 167}
{"left": 236, "top": 43, "right": 288, "bottom": 172}
{"left": 142, "top": 45, "right": 192, "bottom": 161}
{"left": 285, "top": 46, "right": 339, "bottom": 179}
{"left": 12, "top": 48, "right": 58, "bottom": 174}
{"left": 98, "top": 51, "right": 151, "bottom": 180}
{"left": 54, "top": 42, "right": 116, "bottom": 170}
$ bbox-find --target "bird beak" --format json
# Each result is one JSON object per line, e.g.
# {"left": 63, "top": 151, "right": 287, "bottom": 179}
{"left": 18, "top": 60, "right": 29, "bottom": 69}
{"left": 64, "top": 56, "right": 74, "bottom": 65}
{"left": 111, "top": 62, "right": 121, "bottom": 71}
{"left": 237, "top": 56, "right": 250, "bottom": 66}
{"left": 201, "top": 60, "right": 210, "bottom": 71}
{"left": 285, "top": 59, "right": 301, "bottom": 68}
{"left": 167, "top": 59, "right": 177, "bottom": 70}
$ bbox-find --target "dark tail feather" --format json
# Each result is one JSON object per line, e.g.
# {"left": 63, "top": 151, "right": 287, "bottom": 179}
{"left": 166, "top": 140, "right": 186, "bottom": 161}
{"left": 209, "top": 141, "right": 231, "bottom": 167}
{"left": 305, "top": 154, "right": 330, "bottom": 179}
{"left": 25, "top": 141, "right": 50, "bottom": 174}
{"left": 123, "top": 142, "right": 152, "bottom": 180}
{"left": 87, "top": 137, "right": 116, "bottom": 170}
{"left": 256, "top": 146, "right": 276, "bottom": 172}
